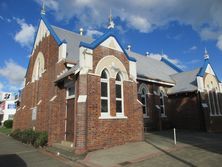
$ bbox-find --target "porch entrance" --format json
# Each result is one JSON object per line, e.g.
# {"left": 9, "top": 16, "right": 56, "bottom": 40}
{"left": 65, "top": 98, "right": 75, "bottom": 142}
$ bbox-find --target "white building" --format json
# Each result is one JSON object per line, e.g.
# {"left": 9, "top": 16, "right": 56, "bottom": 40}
{"left": 0, "top": 92, "right": 18, "bottom": 124}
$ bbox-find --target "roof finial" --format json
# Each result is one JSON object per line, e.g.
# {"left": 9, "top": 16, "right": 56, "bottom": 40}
{"left": 41, "top": 0, "right": 46, "bottom": 15}
{"left": 108, "top": 8, "right": 115, "bottom": 29}
{"left": 204, "top": 48, "right": 209, "bottom": 60}
{"left": 161, "top": 49, "right": 164, "bottom": 57}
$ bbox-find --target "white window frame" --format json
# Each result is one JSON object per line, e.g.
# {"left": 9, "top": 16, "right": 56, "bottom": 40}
{"left": 159, "top": 90, "right": 166, "bottom": 117}
{"left": 138, "top": 84, "right": 149, "bottom": 118}
{"left": 115, "top": 73, "right": 124, "bottom": 117}
{"left": 66, "top": 85, "right": 75, "bottom": 99}
{"left": 209, "top": 90, "right": 222, "bottom": 116}
{"left": 100, "top": 69, "right": 110, "bottom": 118}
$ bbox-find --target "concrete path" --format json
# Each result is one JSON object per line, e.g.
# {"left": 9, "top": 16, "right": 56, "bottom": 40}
{"left": 80, "top": 130, "right": 222, "bottom": 167}
{"left": 0, "top": 133, "right": 80, "bottom": 167}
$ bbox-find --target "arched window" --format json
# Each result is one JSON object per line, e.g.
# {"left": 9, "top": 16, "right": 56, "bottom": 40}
{"left": 159, "top": 90, "right": 166, "bottom": 117}
{"left": 101, "top": 69, "right": 110, "bottom": 114}
{"left": 32, "top": 52, "right": 45, "bottom": 82}
{"left": 115, "top": 72, "right": 124, "bottom": 115}
{"left": 138, "top": 84, "right": 148, "bottom": 117}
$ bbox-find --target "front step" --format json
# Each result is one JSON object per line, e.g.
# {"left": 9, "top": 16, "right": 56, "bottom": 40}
{"left": 46, "top": 146, "right": 85, "bottom": 162}
{"left": 52, "top": 140, "right": 74, "bottom": 152}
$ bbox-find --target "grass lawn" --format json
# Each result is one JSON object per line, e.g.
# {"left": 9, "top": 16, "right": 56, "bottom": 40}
{"left": 0, "top": 127, "right": 12, "bottom": 135}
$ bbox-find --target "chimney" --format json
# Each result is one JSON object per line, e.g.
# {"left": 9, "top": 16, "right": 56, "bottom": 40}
{"left": 79, "top": 28, "right": 84, "bottom": 36}
{"left": 127, "top": 45, "right": 131, "bottom": 51}
{"left": 145, "top": 52, "right": 149, "bottom": 56}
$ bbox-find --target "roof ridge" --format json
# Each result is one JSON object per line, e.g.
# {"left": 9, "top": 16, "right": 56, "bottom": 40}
{"left": 170, "top": 68, "right": 200, "bottom": 76}
{"left": 52, "top": 25, "right": 92, "bottom": 39}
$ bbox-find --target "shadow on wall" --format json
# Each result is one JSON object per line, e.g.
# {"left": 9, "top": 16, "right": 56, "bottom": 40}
{"left": 0, "top": 154, "right": 27, "bottom": 167}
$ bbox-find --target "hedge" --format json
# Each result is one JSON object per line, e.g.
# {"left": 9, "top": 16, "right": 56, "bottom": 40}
{"left": 11, "top": 129, "right": 48, "bottom": 148}
{"left": 4, "top": 120, "right": 13, "bottom": 128}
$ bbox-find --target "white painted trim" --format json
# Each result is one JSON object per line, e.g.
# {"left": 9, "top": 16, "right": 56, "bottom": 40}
{"left": 129, "top": 61, "right": 137, "bottom": 81}
{"left": 115, "top": 73, "right": 125, "bottom": 117}
{"left": 49, "top": 95, "right": 57, "bottom": 102}
{"left": 78, "top": 95, "right": 87, "bottom": 103}
{"left": 100, "top": 36, "right": 123, "bottom": 52}
{"left": 58, "top": 42, "right": 67, "bottom": 61}
{"left": 37, "top": 100, "right": 42, "bottom": 105}
{"left": 100, "top": 69, "right": 111, "bottom": 117}
{"left": 99, "top": 115, "right": 128, "bottom": 119}
{"left": 137, "top": 77, "right": 175, "bottom": 86}
{"left": 66, "top": 63, "right": 74, "bottom": 68}
{"left": 197, "top": 76, "right": 204, "bottom": 92}
{"left": 95, "top": 55, "right": 129, "bottom": 81}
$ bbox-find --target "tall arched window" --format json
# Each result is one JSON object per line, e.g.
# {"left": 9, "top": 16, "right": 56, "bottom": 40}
{"left": 159, "top": 90, "right": 166, "bottom": 117}
{"left": 138, "top": 84, "right": 148, "bottom": 117}
{"left": 32, "top": 52, "right": 45, "bottom": 82}
{"left": 101, "top": 69, "right": 110, "bottom": 115}
{"left": 115, "top": 72, "right": 124, "bottom": 115}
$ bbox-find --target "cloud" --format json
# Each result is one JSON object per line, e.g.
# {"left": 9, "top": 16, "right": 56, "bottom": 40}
{"left": 0, "top": 59, "right": 26, "bottom": 89}
{"left": 34, "top": 0, "right": 222, "bottom": 52}
{"left": 14, "top": 18, "right": 36, "bottom": 48}
{"left": 148, "top": 53, "right": 186, "bottom": 69}
{"left": 0, "top": 82, "right": 3, "bottom": 91}
{"left": 216, "top": 35, "right": 222, "bottom": 51}
{"left": 34, "top": 0, "right": 222, "bottom": 34}
{"left": 0, "top": 15, "right": 12, "bottom": 23}
{"left": 189, "top": 46, "right": 197, "bottom": 51}
{"left": 86, "top": 29, "right": 103, "bottom": 38}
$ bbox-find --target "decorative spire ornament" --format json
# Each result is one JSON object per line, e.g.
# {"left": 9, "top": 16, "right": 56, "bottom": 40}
{"left": 41, "top": 0, "right": 46, "bottom": 15}
{"left": 204, "top": 48, "right": 209, "bottom": 60}
{"left": 108, "top": 8, "right": 115, "bottom": 29}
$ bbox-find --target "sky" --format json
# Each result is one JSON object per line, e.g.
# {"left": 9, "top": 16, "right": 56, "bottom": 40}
{"left": 0, "top": 0, "right": 222, "bottom": 93}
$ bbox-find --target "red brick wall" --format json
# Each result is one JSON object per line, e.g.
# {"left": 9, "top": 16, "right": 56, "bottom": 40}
{"left": 13, "top": 35, "right": 67, "bottom": 144}
{"left": 200, "top": 92, "right": 222, "bottom": 132}
{"left": 137, "top": 81, "right": 172, "bottom": 131}
{"left": 86, "top": 74, "right": 143, "bottom": 151}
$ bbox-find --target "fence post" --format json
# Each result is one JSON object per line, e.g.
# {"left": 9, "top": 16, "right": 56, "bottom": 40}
{"left": 174, "top": 128, "right": 177, "bottom": 145}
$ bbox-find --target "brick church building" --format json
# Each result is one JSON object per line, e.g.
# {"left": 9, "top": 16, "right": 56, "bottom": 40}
{"left": 13, "top": 10, "right": 222, "bottom": 154}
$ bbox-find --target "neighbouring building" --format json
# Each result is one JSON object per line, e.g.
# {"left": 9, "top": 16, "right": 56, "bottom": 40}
{"left": 0, "top": 92, "right": 18, "bottom": 124}
{"left": 13, "top": 9, "right": 222, "bottom": 154}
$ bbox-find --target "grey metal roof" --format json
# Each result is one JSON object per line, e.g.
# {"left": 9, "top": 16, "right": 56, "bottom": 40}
{"left": 127, "top": 51, "right": 178, "bottom": 83}
{"left": 52, "top": 26, "right": 93, "bottom": 62}
{"left": 167, "top": 68, "right": 200, "bottom": 94}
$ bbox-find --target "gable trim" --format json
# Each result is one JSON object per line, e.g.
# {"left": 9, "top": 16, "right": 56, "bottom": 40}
{"left": 79, "top": 29, "right": 137, "bottom": 62}
{"left": 40, "top": 14, "right": 64, "bottom": 46}
{"left": 197, "top": 59, "right": 220, "bottom": 81}
{"left": 161, "top": 57, "right": 183, "bottom": 73}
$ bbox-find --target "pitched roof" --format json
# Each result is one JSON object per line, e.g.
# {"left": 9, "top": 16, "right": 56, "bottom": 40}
{"left": 55, "top": 64, "right": 80, "bottom": 83}
{"left": 52, "top": 26, "right": 93, "bottom": 63}
{"left": 127, "top": 51, "right": 178, "bottom": 83}
{"left": 167, "top": 68, "right": 200, "bottom": 94}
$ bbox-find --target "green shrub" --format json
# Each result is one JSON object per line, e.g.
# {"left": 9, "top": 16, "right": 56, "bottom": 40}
{"left": 10, "top": 129, "right": 21, "bottom": 139}
{"left": 10, "top": 129, "right": 48, "bottom": 148}
{"left": 34, "top": 131, "right": 48, "bottom": 148}
{"left": 3, "top": 120, "right": 13, "bottom": 128}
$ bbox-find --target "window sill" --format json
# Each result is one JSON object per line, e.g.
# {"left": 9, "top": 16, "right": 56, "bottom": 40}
{"left": 99, "top": 115, "right": 128, "bottom": 119}
{"left": 210, "top": 114, "right": 222, "bottom": 117}
{"left": 66, "top": 95, "right": 75, "bottom": 100}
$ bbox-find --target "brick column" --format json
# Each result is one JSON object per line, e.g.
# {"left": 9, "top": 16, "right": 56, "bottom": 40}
{"left": 75, "top": 74, "right": 88, "bottom": 154}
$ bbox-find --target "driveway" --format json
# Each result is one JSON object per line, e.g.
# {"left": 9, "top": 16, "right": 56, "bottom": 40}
{"left": 127, "top": 131, "right": 222, "bottom": 167}
{"left": 0, "top": 133, "right": 81, "bottom": 167}
{"left": 80, "top": 130, "right": 222, "bottom": 167}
